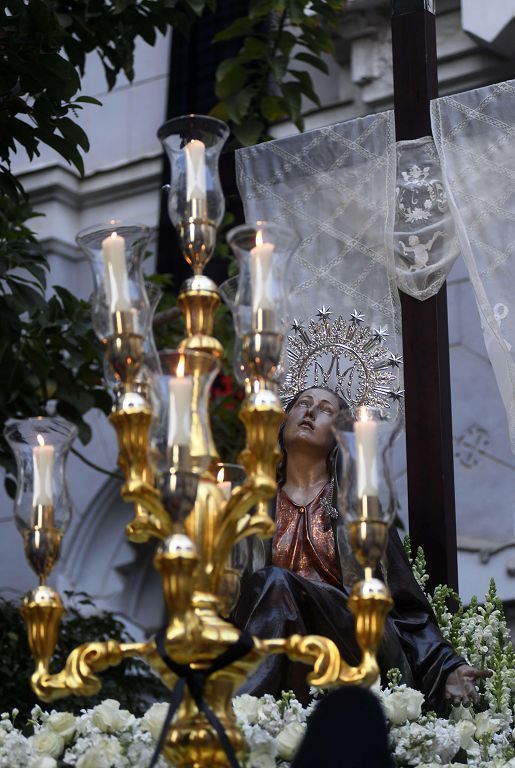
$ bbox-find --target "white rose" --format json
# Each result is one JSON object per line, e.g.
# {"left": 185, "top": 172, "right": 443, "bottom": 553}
{"left": 30, "top": 729, "right": 64, "bottom": 759}
{"left": 91, "top": 699, "right": 131, "bottom": 733}
{"left": 77, "top": 736, "right": 121, "bottom": 768}
{"left": 142, "top": 702, "right": 169, "bottom": 741}
{"left": 276, "top": 721, "right": 305, "bottom": 761}
{"left": 29, "top": 757, "right": 58, "bottom": 768}
{"left": 474, "top": 711, "right": 501, "bottom": 738}
{"left": 233, "top": 694, "right": 260, "bottom": 725}
{"left": 46, "top": 711, "right": 77, "bottom": 742}
{"left": 456, "top": 719, "right": 476, "bottom": 750}
{"left": 382, "top": 688, "right": 424, "bottom": 725}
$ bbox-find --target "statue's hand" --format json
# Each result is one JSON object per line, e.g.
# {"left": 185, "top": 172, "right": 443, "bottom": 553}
{"left": 444, "top": 665, "right": 492, "bottom": 706}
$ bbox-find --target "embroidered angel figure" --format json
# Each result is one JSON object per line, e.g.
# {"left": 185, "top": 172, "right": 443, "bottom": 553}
{"left": 398, "top": 230, "right": 443, "bottom": 271}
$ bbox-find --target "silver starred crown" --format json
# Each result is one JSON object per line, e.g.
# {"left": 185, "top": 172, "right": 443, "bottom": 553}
{"left": 280, "top": 308, "right": 403, "bottom": 410}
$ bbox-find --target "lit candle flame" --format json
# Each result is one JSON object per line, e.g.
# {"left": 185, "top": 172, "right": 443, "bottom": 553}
{"left": 217, "top": 467, "right": 225, "bottom": 483}
{"left": 36, "top": 433, "right": 45, "bottom": 447}
{"left": 110, "top": 231, "right": 118, "bottom": 240}
{"left": 255, "top": 229, "right": 263, "bottom": 247}
{"left": 176, "top": 356, "right": 185, "bottom": 378}
{"left": 359, "top": 405, "right": 368, "bottom": 422}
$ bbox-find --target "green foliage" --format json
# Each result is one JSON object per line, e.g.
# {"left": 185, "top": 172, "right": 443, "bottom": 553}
{"left": 0, "top": 593, "right": 168, "bottom": 725}
{"left": 0, "top": 0, "right": 211, "bottom": 492}
{"left": 0, "top": 1, "right": 211, "bottom": 186}
{"left": 0, "top": 0, "right": 342, "bottom": 488}
{"left": 211, "top": 0, "right": 342, "bottom": 146}
{"left": 0, "top": 283, "right": 111, "bottom": 495}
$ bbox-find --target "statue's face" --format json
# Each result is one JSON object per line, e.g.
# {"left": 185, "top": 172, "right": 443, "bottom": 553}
{"left": 283, "top": 388, "right": 339, "bottom": 456}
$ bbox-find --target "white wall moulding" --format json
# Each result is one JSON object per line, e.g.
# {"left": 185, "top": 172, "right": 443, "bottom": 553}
{"left": 462, "top": 0, "right": 515, "bottom": 58}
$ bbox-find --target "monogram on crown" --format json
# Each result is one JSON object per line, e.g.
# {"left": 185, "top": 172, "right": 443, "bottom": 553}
{"left": 279, "top": 306, "right": 404, "bottom": 410}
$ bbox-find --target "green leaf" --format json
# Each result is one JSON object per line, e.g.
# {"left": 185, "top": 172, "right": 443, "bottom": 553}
{"left": 74, "top": 96, "right": 103, "bottom": 106}
{"left": 233, "top": 118, "right": 265, "bottom": 147}
{"left": 238, "top": 37, "right": 269, "bottom": 62}
{"left": 291, "top": 69, "right": 320, "bottom": 106}
{"left": 213, "top": 17, "right": 255, "bottom": 42}
{"left": 281, "top": 81, "right": 303, "bottom": 128}
{"left": 249, "top": 0, "right": 279, "bottom": 18}
{"left": 57, "top": 117, "right": 90, "bottom": 152}
{"left": 215, "top": 59, "right": 248, "bottom": 99}
{"left": 294, "top": 51, "right": 329, "bottom": 74}
{"left": 260, "top": 94, "right": 286, "bottom": 122}
{"left": 225, "top": 87, "right": 254, "bottom": 124}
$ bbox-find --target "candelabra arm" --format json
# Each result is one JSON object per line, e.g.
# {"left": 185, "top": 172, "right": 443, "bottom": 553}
{"left": 30, "top": 639, "right": 147, "bottom": 703}
{"left": 109, "top": 405, "right": 172, "bottom": 541}
{"left": 121, "top": 480, "right": 172, "bottom": 540}
{"left": 337, "top": 577, "right": 393, "bottom": 687}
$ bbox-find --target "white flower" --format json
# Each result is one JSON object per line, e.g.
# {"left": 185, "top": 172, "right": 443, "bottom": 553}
{"left": 141, "top": 702, "right": 168, "bottom": 741}
{"left": 275, "top": 721, "right": 305, "bottom": 761}
{"left": 29, "top": 757, "right": 58, "bottom": 768}
{"left": 247, "top": 745, "right": 277, "bottom": 768}
{"left": 46, "top": 711, "right": 77, "bottom": 742}
{"left": 450, "top": 703, "right": 474, "bottom": 722}
{"left": 381, "top": 686, "right": 424, "bottom": 725}
{"left": 76, "top": 736, "right": 122, "bottom": 768}
{"left": 233, "top": 694, "right": 260, "bottom": 726}
{"left": 30, "top": 729, "right": 64, "bottom": 759}
{"left": 456, "top": 719, "right": 477, "bottom": 750}
{"left": 91, "top": 699, "right": 132, "bottom": 733}
{"left": 475, "top": 711, "right": 501, "bottom": 738}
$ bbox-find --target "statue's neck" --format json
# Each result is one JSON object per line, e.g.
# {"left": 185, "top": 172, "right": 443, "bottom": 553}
{"left": 282, "top": 450, "right": 329, "bottom": 506}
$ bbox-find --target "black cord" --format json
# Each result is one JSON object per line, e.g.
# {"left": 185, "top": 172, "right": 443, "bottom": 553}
{"left": 148, "top": 627, "right": 255, "bottom": 768}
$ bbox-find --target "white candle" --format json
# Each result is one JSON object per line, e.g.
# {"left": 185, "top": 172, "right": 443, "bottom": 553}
{"left": 216, "top": 467, "right": 232, "bottom": 501}
{"left": 101, "top": 232, "right": 131, "bottom": 313}
{"left": 354, "top": 406, "right": 378, "bottom": 499}
{"left": 184, "top": 139, "right": 207, "bottom": 202}
{"left": 250, "top": 230, "right": 275, "bottom": 320}
{"left": 32, "top": 434, "right": 55, "bottom": 509}
{"left": 167, "top": 359, "right": 193, "bottom": 447}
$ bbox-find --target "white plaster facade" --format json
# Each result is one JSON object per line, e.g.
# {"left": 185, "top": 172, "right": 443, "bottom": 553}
{"left": 2, "top": 2, "right": 515, "bottom": 636}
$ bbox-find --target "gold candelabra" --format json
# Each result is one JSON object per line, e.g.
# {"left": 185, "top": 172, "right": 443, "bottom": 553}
{"left": 8, "top": 115, "right": 394, "bottom": 768}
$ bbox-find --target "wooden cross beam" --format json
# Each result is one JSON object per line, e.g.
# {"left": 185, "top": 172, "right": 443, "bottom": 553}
{"left": 391, "top": 0, "right": 459, "bottom": 592}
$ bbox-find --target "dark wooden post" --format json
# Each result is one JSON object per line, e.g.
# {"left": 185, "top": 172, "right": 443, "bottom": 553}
{"left": 391, "top": 0, "right": 459, "bottom": 592}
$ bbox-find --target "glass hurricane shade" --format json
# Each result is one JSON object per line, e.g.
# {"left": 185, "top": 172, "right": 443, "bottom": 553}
{"left": 76, "top": 221, "right": 152, "bottom": 342}
{"left": 332, "top": 405, "right": 402, "bottom": 526}
{"left": 226, "top": 221, "right": 296, "bottom": 336}
{"left": 158, "top": 114, "right": 229, "bottom": 230}
{"left": 4, "top": 416, "right": 77, "bottom": 534}
{"left": 150, "top": 350, "right": 220, "bottom": 476}
{"left": 103, "top": 280, "right": 163, "bottom": 393}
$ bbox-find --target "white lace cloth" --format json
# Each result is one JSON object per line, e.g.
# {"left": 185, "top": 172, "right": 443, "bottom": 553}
{"left": 236, "top": 78, "right": 515, "bottom": 452}
{"left": 432, "top": 79, "right": 515, "bottom": 452}
{"left": 235, "top": 109, "right": 402, "bottom": 349}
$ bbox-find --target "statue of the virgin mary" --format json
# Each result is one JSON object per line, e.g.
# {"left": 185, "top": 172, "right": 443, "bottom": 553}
{"left": 231, "top": 317, "right": 488, "bottom": 712}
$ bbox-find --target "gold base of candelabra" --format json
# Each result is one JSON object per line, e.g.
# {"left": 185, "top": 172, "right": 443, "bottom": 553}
{"left": 21, "top": 532, "right": 392, "bottom": 767}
